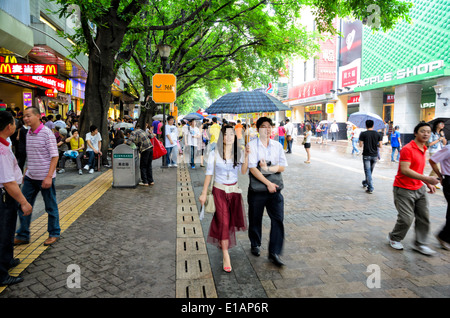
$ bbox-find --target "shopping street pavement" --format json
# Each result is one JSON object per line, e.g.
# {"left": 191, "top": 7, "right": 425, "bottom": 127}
{"left": 0, "top": 136, "right": 449, "bottom": 300}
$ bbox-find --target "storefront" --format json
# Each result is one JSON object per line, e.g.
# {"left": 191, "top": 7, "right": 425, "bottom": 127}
{"left": 354, "top": 0, "right": 450, "bottom": 141}
{"left": 287, "top": 79, "right": 335, "bottom": 124}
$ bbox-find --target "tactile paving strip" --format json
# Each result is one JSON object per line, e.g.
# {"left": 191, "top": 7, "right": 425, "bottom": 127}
{"left": 175, "top": 163, "right": 217, "bottom": 298}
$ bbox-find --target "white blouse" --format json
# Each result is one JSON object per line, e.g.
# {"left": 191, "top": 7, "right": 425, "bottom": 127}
{"left": 205, "top": 150, "right": 244, "bottom": 184}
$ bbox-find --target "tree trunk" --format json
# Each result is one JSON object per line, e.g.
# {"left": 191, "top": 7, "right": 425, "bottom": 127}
{"left": 79, "top": 22, "right": 128, "bottom": 165}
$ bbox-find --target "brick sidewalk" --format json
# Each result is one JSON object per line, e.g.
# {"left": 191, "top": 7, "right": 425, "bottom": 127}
{"left": 1, "top": 139, "right": 449, "bottom": 298}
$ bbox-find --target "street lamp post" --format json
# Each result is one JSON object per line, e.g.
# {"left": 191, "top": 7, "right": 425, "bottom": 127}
{"left": 157, "top": 44, "right": 172, "bottom": 168}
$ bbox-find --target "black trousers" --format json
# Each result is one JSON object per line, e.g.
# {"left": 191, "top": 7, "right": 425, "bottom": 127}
{"left": 247, "top": 189, "right": 284, "bottom": 255}
{"left": 439, "top": 176, "right": 450, "bottom": 243}
{"left": 0, "top": 190, "right": 18, "bottom": 281}
{"left": 140, "top": 148, "right": 154, "bottom": 184}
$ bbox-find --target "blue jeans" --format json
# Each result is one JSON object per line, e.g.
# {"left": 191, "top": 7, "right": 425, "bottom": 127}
{"left": 190, "top": 146, "right": 196, "bottom": 167}
{"left": 352, "top": 138, "right": 359, "bottom": 154}
{"left": 86, "top": 150, "right": 95, "bottom": 169}
{"left": 362, "top": 156, "right": 377, "bottom": 192}
{"left": 391, "top": 147, "right": 400, "bottom": 161}
{"left": 279, "top": 136, "right": 285, "bottom": 147}
{"left": 166, "top": 146, "right": 177, "bottom": 165}
{"left": 16, "top": 176, "right": 60, "bottom": 241}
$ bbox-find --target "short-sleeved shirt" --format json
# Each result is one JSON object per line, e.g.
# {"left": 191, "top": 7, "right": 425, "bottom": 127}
{"left": 70, "top": 137, "right": 84, "bottom": 153}
{"left": 26, "top": 123, "right": 59, "bottom": 180}
{"left": 393, "top": 140, "right": 427, "bottom": 190}
{"left": 359, "top": 130, "right": 382, "bottom": 157}
{"left": 248, "top": 138, "right": 288, "bottom": 170}
{"left": 164, "top": 124, "right": 178, "bottom": 148}
{"left": 391, "top": 131, "right": 401, "bottom": 147}
{"left": 0, "top": 137, "right": 23, "bottom": 187}
{"left": 430, "top": 145, "right": 450, "bottom": 176}
{"left": 86, "top": 132, "right": 102, "bottom": 152}
{"left": 205, "top": 150, "right": 244, "bottom": 184}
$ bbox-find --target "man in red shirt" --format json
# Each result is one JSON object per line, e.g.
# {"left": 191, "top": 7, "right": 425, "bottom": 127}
{"left": 388, "top": 122, "right": 439, "bottom": 255}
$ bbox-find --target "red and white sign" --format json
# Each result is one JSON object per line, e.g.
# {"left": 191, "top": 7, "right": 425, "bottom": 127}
{"left": 348, "top": 95, "right": 360, "bottom": 104}
{"left": 0, "top": 63, "right": 58, "bottom": 75}
{"left": 386, "top": 94, "right": 395, "bottom": 103}
{"left": 45, "top": 89, "right": 57, "bottom": 98}
{"left": 19, "top": 75, "right": 66, "bottom": 92}
{"left": 342, "top": 66, "right": 358, "bottom": 87}
{"left": 288, "top": 80, "right": 334, "bottom": 101}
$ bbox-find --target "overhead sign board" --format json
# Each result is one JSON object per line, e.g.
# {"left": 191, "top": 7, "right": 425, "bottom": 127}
{"left": 152, "top": 73, "right": 176, "bottom": 103}
{"left": 0, "top": 63, "right": 58, "bottom": 75}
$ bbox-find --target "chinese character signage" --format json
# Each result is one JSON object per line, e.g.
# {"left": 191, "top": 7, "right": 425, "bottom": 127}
{"left": 0, "top": 63, "right": 58, "bottom": 75}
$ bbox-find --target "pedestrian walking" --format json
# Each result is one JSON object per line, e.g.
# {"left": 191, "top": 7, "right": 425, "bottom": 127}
{"left": 278, "top": 122, "right": 286, "bottom": 147}
{"left": 429, "top": 144, "right": 450, "bottom": 250}
{"left": 199, "top": 121, "right": 209, "bottom": 167}
{"left": 428, "top": 120, "right": 447, "bottom": 187}
{"left": 359, "top": 120, "right": 382, "bottom": 194}
{"left": 284, "top": 119, "right": 294, "bottom": 153}
{"left": 303, "top": 123, "right": 312, "bottom": 164}
{"left": 15, "top": 107, "right": 61, "bottom": 246}
{"left": 247, "top": 117, "right": 288, "bottom": 266}
{"left": 199, "top": 125, "right": 248, "bottom": 273}
{"left": 125, "top": 125, "right": 155, "bottom": 186}
{"left": 184, "top": 119, "right": 201, "bottom": 169}
{"left": 321, "top": 123, "right": 328, "bottom": 144}
{"left": 164, "top": 116, "right": 178, "bottom": 167}
{"left": 390, "top": 125, "right": 402, "bottom": 162}
{"left": 330, "top": 120, "right": 339, "bottom": 142}
{"left": 15, "top": 118, "right": 28, "bottom": 172}
{"left": 387, "top": 122, "right": 439, "bottom": 255}
{"left": 208, "top": 117, "right": 221, "bottom": 151}
{"left": 0, "top": 111, "right": 32, "bottom": 286}
{"left": 351, "top": 127, "right": 361, "bottom": 155}
{"left": 84, "top": 125, "right": 102, "bottom": 174}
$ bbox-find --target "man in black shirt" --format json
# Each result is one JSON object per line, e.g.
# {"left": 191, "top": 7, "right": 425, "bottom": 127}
{"left": 359, "top": 120, "right": 382, "bottom": 194}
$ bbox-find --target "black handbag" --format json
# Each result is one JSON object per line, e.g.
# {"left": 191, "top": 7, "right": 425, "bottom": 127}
{"left": 248, "top": 138, "right": 284, "bottom": 192}
{"left": 249, "top": 170, "right": 284, "bottom": 192}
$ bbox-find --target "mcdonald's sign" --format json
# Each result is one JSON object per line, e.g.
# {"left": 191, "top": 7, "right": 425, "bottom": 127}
{"left": 0, "top": 63, "right": 58, "bottom": 75}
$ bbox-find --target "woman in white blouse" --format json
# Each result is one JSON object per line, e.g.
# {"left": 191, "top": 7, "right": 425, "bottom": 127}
{"left": 199, "top": 125, "right": 248, "bottom": 273}
{"left": 304, "top": 123, "right": 312, "bottom": 163}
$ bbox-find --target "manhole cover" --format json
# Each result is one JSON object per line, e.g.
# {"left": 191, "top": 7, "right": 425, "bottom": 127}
{"left": 55, "top": 184, "right": 77, "bottom": 190}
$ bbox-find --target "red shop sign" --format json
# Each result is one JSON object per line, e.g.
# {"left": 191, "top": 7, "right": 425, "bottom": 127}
{"left": 18, "top": 75, "right": 66, "bottom": 92}
{"left": 288, "top": 80, "right": 334, "bottom": 100}
{"left": 0, "top": 63, "right": 58, "bottom": 75}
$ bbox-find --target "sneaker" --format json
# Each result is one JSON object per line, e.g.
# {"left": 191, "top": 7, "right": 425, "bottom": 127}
{"left": 412, "top": 245, "right": 436, "bottom": 256}
{"left": 172, "top": 164, "right": 177, "bottom": 167}
{"left": 78, "top": 169, "right": 83, "bottom": 175}
{"left": 436, "top": 235, "right": 450, "bottom": 250}
{"left": 168, "top": 164, "right": 173, "bottom": 167}
{"left": 84, "top": 165, "right": 89, "bottom": 171}
{"left": 387, "top": 235, "right": 404, "bottom": 250}
{"left": 366, "top": 189, "right": 373, "bottom": 194}
{"left": 89, "top": 169, "right": 94, "bottom": 174}
{"left": 57, "top": 169, "right": 65, "bottom": 174}
{"left": 362, "top": 181, "right": 367, "bottom": 188}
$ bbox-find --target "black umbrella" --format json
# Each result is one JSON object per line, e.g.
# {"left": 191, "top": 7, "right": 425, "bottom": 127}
{"left": 427, "top": 117, "right": 450, "bottom": 140}
{"left": 204, "top": 91, "right": 290, "bottom": 114}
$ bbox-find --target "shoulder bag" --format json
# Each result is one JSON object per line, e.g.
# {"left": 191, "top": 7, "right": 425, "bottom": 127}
{"left": 248, "top": 138, "right": 284, "bottom": 192}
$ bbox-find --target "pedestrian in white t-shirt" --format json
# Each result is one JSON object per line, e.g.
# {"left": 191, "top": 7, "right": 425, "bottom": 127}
{"left": 164, "top": 116, "right": 178, "bottom": 167}
{"left": 84, "top": 125, "right": 102, "bottom": 174}
{"left": 185, "top": 119, "right": 200, "bottom": 168}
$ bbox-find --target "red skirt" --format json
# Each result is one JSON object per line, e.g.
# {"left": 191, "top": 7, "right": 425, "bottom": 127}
{"left": 207, "top": 184, "right": 247, "bottom": 249}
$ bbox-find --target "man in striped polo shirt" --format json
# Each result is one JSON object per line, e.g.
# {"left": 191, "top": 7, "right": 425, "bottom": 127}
{"left": 15, "top": 107, "right": 61, "bottom": 246}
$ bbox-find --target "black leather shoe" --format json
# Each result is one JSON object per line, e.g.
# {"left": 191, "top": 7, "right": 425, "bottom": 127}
{"left": 8, "top": 258, "right": 20, "bottom": 269}
{"left": 0, "top": 275, "right": 24, "bottom": 286}
{"left": 268, "top": 253, "right": 285, "bottom": 266}
{"left": 251, "top": 246, "right": 260, "bottom": 256}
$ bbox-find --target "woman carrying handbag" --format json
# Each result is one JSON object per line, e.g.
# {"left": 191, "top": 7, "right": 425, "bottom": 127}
{"left": 198, "top": 125, "right": 248, "bottom": 273}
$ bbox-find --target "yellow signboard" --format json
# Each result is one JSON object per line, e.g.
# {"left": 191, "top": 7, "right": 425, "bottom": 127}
{"left": 152, "top": 73, "right": 176, "bottom": 103}
{"left": 326, "top": 103, "right": 334, "bottom": 114}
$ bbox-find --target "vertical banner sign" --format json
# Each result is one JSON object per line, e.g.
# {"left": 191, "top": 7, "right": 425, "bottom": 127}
{"left": 23, "top": 93, "right": 32, "bottom": 107}
{"left": 152, "top": 74, "right": 177, "bottom": 103}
